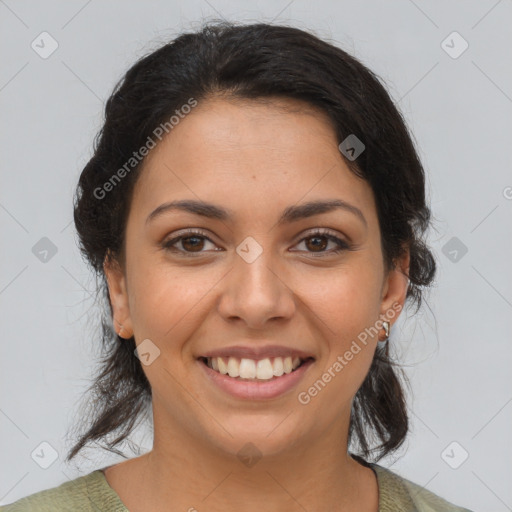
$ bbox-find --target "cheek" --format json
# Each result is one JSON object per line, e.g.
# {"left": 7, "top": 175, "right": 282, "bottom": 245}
{"left": 303, "top": 261, "right": 383, "bottom": 342}
{"left": 127, "top": 259, "right": 222, "bottom": 345}
{"left": 296, "top": 269, "right": 381, "bottom": 418}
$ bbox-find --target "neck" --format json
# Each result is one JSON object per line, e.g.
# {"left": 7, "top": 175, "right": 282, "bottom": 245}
{"left": 106, "top": 418, "right": 379, "bottom": 512}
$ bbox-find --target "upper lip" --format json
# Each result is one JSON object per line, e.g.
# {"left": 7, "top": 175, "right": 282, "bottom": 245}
{"left": 199, "top": 345, "right": 316, "bottom": 361}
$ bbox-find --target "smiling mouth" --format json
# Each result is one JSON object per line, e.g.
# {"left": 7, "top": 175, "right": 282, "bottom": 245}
{"left": 198, "top": 356, "right": 314, "bottom": 381}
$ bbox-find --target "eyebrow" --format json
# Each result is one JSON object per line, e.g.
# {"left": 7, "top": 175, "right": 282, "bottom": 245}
{"left": 146, "top": 198, "right": 367, "bottom": 228}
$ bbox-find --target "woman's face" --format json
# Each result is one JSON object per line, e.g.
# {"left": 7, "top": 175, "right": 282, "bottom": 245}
{"left": 105, "top": 96, "right": 409, "bottom": 460}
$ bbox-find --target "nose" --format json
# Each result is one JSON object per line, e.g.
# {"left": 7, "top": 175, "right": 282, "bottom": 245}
{"left": 217, "top": 240, "right": 296, "bottom": 329}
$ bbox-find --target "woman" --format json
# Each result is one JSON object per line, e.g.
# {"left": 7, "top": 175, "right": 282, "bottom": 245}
{"left": 1, "top": 21, "right": 474, "bottom": 512}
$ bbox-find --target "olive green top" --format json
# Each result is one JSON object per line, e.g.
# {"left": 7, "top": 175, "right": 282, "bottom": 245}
{"left": 0, "top": 462, "right": 474, "bottom": 511}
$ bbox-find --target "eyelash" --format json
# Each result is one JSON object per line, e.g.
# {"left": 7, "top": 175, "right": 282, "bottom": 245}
{"left": 161, "top": 228, "right": 350, "bottom": 257}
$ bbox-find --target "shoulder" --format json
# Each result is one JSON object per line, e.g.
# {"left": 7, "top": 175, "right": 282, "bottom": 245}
{"left": 371, "top": 463, "right": 475, "bottom": 512}
{"left": 0, "top": 470, "right": 128, "bottom": 512}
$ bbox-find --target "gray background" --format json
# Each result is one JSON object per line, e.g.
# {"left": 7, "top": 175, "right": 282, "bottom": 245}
{"left": 1, "top": 1, "right": 511, "bottom": 510}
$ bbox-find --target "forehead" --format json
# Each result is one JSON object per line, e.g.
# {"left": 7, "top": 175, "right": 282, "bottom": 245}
{"left": 130, "top": 96, "right": 375, "bottom": 225}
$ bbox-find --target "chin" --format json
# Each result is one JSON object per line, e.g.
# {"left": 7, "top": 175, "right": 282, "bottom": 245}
{"left": 202, "top": 413, "right": 306, "bottom": 461}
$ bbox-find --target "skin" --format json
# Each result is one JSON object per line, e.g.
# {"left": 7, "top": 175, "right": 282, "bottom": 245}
{"left": 103, "top": 96, "right": 410, "bottom": 512}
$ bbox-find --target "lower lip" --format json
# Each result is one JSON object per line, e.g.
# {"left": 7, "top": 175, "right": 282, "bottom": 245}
{"left": 198, "top": 358, "right": 314, "bottom": 400}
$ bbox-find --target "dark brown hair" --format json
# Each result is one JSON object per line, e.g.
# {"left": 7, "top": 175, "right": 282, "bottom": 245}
{"left": 66, "top": 20, "right": 436, "bottom": 463}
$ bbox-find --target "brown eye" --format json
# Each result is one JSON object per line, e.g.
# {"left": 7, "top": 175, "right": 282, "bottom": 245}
{"left": 293, "top": 230, "right": 350, "bottom": 256}
{"left": 305, "top": 235, "right": 329, "bottom": 252}
{"left": 162, "top": 229, "right": 350, "bottom": 257}
{"left": 162, "top": 230, "right": 219, "bottom": 256}
{"left": 180, "top": 236, "right": 206, "bottom": 252}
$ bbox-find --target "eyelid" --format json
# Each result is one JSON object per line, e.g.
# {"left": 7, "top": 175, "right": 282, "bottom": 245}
{"left": 164, "top": 227, "right": 212, "bottom": 240}
{"left": 162, "top": 227, "right": 350, "bottom": 256}
{"left": 162, "top": 228, "right": 216, "bottom": 247}
{"left": 290, "top": 228, "right": 350, "bottom": 254}
{"left": 163, "top": 227, "right": 347, "bottom": 242}
{"left": 297, "top": 227, "right": 347, "bottom": 241}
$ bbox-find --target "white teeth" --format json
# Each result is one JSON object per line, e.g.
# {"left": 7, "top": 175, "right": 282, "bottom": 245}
{"left": 227, "top": 357, "right": 240, "bottom": 378}
{"left": 273, "top": 357, "right": 284, "bottom": 376}
{"left": 239, "top": 358, "right": 256, "bottom": 378}
{"left": 218, "top": 357, "right": 228, "bottom": 375}
{"left": 256, "top": 358, "right": 274, "bottom": 380}
{"left": 205, "top": 355, "right": 307, "bottom": 380}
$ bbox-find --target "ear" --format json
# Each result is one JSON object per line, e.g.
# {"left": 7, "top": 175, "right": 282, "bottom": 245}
{"left": 104, "top": 252, "right": 133, "bottom": 339}
{"left": 379, "top": 244, "right": 410, "bottom": 323}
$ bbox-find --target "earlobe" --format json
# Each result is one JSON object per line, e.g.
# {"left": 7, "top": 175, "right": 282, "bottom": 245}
{"left": 103, "top": 254, "right": 134, "bottom": 339}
